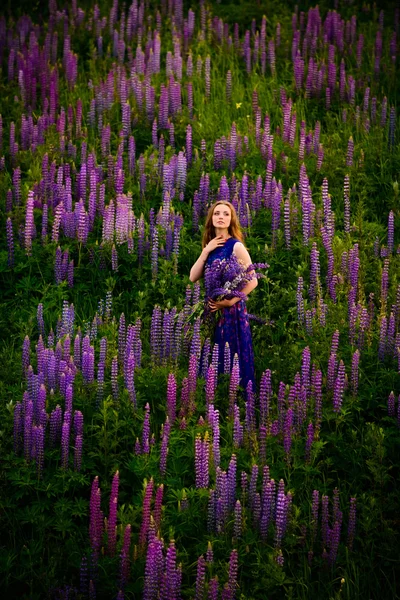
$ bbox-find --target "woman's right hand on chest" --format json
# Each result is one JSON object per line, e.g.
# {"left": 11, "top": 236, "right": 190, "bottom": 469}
{"left": 204, "top": 236, "right": 227, "bottom": 254}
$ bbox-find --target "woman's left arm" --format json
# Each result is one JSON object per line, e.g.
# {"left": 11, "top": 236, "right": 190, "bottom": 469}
{"left": 229, "top": 243, "right": 257, "bottom": 305}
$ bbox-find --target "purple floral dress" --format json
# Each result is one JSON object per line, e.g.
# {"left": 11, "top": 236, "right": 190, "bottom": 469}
{"left": 205, "top": 237, "right": 255, "bottom": 389}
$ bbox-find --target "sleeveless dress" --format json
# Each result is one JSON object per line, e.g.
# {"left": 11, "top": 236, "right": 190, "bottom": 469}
{"left": 205, "top": 237, "right": 255, "bottom": 390}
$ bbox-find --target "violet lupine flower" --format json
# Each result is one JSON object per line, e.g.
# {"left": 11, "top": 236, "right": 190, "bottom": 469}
{"left": 119, "top": 524, "right": 131, "bottom": 589}
{"left": 13, "top": 402, "right": 23, "bottom": 453}
{"left": 24, "top": 191, "right": 35, "bottom": 256}
{"left": 244, "top": 381, "right": 256, "bottom": 436}
{"left": 329, "top": 518, "right": 342, "bottom": 566}
{"left": 305, "top": 422, "right": 314, "bottom": 462}
{"left": 89, "top": 476, "right": 104, "bottom": 560}
{"left": 6, "top": 218, "right": 14, "bottom": 267}
{"left": 234, "top": 500, "right": 242, "bottom": 538}
{"left": 333, "top": 360, "right": 346, "bottom": 413}
{"left": 139, "top": 478, "right": 154, "bottom": 547}
{"left": 141, "top": 403, "right": 151, "bottom": 454}
{"left": 388, "top": 391, "right": 395, "bottom": 417}
{"left": 188, "top": 353, "right": 198, "bottom": 409}
{"left": 207, "top": 577, "right": 219, "bottom": 600}
{"left": 351, "top": 350, "right": 360, "bottom": 396}
{"left": 153, "top": 484, "right": 164, "bottom": 532}
{"left": 107, "top": 470, "right": 119, "bottom": 556}
{"left": 346, "top": 136, "right": 354, "bottom": 167}
{"left": 195, "top": 555, "right": 206, "bottom": 600}
{"left": 321, "top": 494, "right": 330, "bottom": 549}
{"left": 61, "top": 418, "right": 70, "bottom": 469}
{"left": 159, "top": 418, "right": 170, "bottom": 477}
{"left": 380, "top": 258, "right": 390, "bottom": 311}
{"left": 378, "top": 316, "right": 388, "bottom": 361}
{"left": 205, "top": 364, "right": 217, "bottom": 408}
{"left": 143, "top": 536, "right": 164, "bottom": 600}
{"left": 212, "top": 410, "right": 220, "bottom": 469}
{"left": 283, "top": 409, "right": 293, "bottom": 459}
{"left": 22, "top": 336, "right": 30, "bottom": 377}
{"left": 228, "top": 549, "right": 239, "bottom": 600}
{"left": 310, "top": 489, "right": 319, "bottom": 549}
{"left": 111, "top": 356, "right": 119, "bottom": 399}
{"left": 224, "top": 342, "right": 231, "bottom": 374}
{"left": 195, "top": 433, "right": 210, "bottom": 488}
{"left": 248, "top": 464, "right": 258, "bottom": 511}
{"left": 33, "top": 425, "right": 45, "bottom": 475}
{"left": 301, "top": 346, "right": 311, "bottom": 398}
{"left": 309, "top": 243, "right": 321, "bottom": 302}
{"left": 296, "top": 277, "right": 305, "bottom": 324}
{"left": 389, "top": 107, "right": 396, "bottom": 149}
{"left": 167, "top": 373, "right": 177, "bottom": 423}
{"left": 388, "top": 211, "right": 394, "bottom": 254}
{"left": 50, "top": 405, "right": 62, "bottom": 448}
{"left": 347, "top": 497, "right": 356, "bottom": 551}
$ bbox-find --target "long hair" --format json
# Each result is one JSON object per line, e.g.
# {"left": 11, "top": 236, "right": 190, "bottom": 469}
{"left": 201, "top": 201, "right": 245, "bottom": 248}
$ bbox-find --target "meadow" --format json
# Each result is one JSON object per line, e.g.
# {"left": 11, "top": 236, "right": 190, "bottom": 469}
{"left": 0, "top": 0, "right": 399, "bottom": 598}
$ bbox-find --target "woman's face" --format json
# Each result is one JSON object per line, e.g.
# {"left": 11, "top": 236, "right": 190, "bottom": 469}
{"left": 212, "top": 204, "right": 232, "bottom": 231}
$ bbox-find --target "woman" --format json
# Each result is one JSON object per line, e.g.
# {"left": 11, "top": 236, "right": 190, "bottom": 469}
{"left": 189, "top": 201, "right": 257, "bottom": 389}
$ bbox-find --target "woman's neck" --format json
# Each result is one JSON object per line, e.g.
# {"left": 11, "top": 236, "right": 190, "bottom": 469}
{"left": 214, "top": 227, "right": 231, "bottom": 239}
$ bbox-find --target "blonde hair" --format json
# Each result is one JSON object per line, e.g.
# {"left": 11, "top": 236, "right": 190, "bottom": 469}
{"left": 201, "top": 201, "right": 245, "bottom": 249}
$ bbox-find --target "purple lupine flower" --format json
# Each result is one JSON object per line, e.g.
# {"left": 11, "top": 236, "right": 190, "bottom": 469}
{"left": 23, "top": 400, "right": 33, "bottom": 461}
{"left": 212, "top": 410, "right": 220, "bottom": 469}
{"left": 346, "top": 136, "right": 354, "bottom": 167}
{"left": 351, "top": 350, "right": 360, "bottom": 396}
{"left": 378, "top": 316, "right": 388, "bottom": 361}
{"left": 13, "top": 402, "right": 23, "bottom": 453}
{"left": 34, "top": 425, "right": 45, "bottom": 475}
{"left": 347, "top": 497, "right": 356, "bottom": 551}
{"left": 305, "top": 422, "right": 314, "bottom": 462}
{"left": 89, "top": 476, "right": 103, "bottom": 560}
{"left": 388, "top": 391, "right": 395, "bottom": 417}
{"left": 141, "top": 403, "right": 151, "bottom": 454}
{"left": 234, "top": 500, "right": 242, "bottom": 538}
{"left": 195, "top": 433, "right": 209, "bottom": 488}
{"left": 50, "top": 405, "right": 62, "bottom": 448}
{"left": 167, "top": 373, "right": 177, "bottom": 423}
{"left": 388, "top": 210, "right": 394, "bottom": 253}
{"left": 227, "top": 549, "right": 239, "bottom": 600}
{"left": 107, "top": 470, "right": 119, "bottom": 556}
{"left": 74, "top": 434, "right": 83, "bottom": 471}
{"left": 310, "top": 489, "right": 319, "bottom": 549}
{"left": 159, "top": 418, "right": 170, "bottom": 477}
{"left": 24, "top": 191, "right": 35, "bottom": 256}
{"left": 22, "top": 335, "right": 30, "bottom": 377}
{"left": 119, "top": 524, "right": 131, "bottom": 589}
{"left": 61, "top": 419, "right": 70, "bottom": 469}
{"left": 333, "top": 360, "right": 346, "bottom": 413}
{"left": 283, "top": 408, "right": 293, "bottom": 458}
{"left": 195, "top": 555, "right": 206, "bottom": 600}
{"left": 229, "top": 363, "right": 240, "bottom": 413}
{"left": 248, "top": 464, "right": 258, "bottom": 511}
{"left": 343, "top": 175, "right": 351, "bottom": 234}
{"left": 153, "top": 483, "right": 164, "bottom": 532}
{"left": 139, "top": 478, "right": 154, "bottom": 547}
{"left": 206, "top": 364, "right": 217, "bottom": 407}
{"left": 328, "top": 518, "right": 342, "bottom": 566}
{"left": 6, "top": 218, "right": 14, "bottom": 267}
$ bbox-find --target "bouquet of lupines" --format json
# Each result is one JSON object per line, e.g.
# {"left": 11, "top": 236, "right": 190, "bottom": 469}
{"left": 186, "top": 254, "right": 269, "bottom": 334}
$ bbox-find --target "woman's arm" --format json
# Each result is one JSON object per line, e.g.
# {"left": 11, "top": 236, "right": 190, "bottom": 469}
{"left": 189, "top": 249, "right": 210, "bottom": 282}
{"left": 231, "top": 242, "right": 258, "bottom": 304}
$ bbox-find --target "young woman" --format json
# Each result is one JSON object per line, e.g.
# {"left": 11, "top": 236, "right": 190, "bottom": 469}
{"left": 189, "top": 201, "right": 257, "bottom": 389}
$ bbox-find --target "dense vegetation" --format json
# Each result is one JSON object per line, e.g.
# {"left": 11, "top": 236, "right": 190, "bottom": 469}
{"left": 0, "top": 0, "right": 399, "bottom": 598}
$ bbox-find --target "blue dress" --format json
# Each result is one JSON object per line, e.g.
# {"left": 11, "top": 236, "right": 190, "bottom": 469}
{"left": 205, "top": 237, "right": 255, "bottom": 390}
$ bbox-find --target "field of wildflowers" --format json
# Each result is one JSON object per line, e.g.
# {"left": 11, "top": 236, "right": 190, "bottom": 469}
{"left": 0, "top": 0, "right": 399, "bottom": 598}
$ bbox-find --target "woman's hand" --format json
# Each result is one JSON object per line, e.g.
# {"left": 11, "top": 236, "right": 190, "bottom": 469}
{"left": 204, "top": 235, "right": 227, "bottom": 254}
{"left": 208, "top": 298, "right": 235, "bottom": 312}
